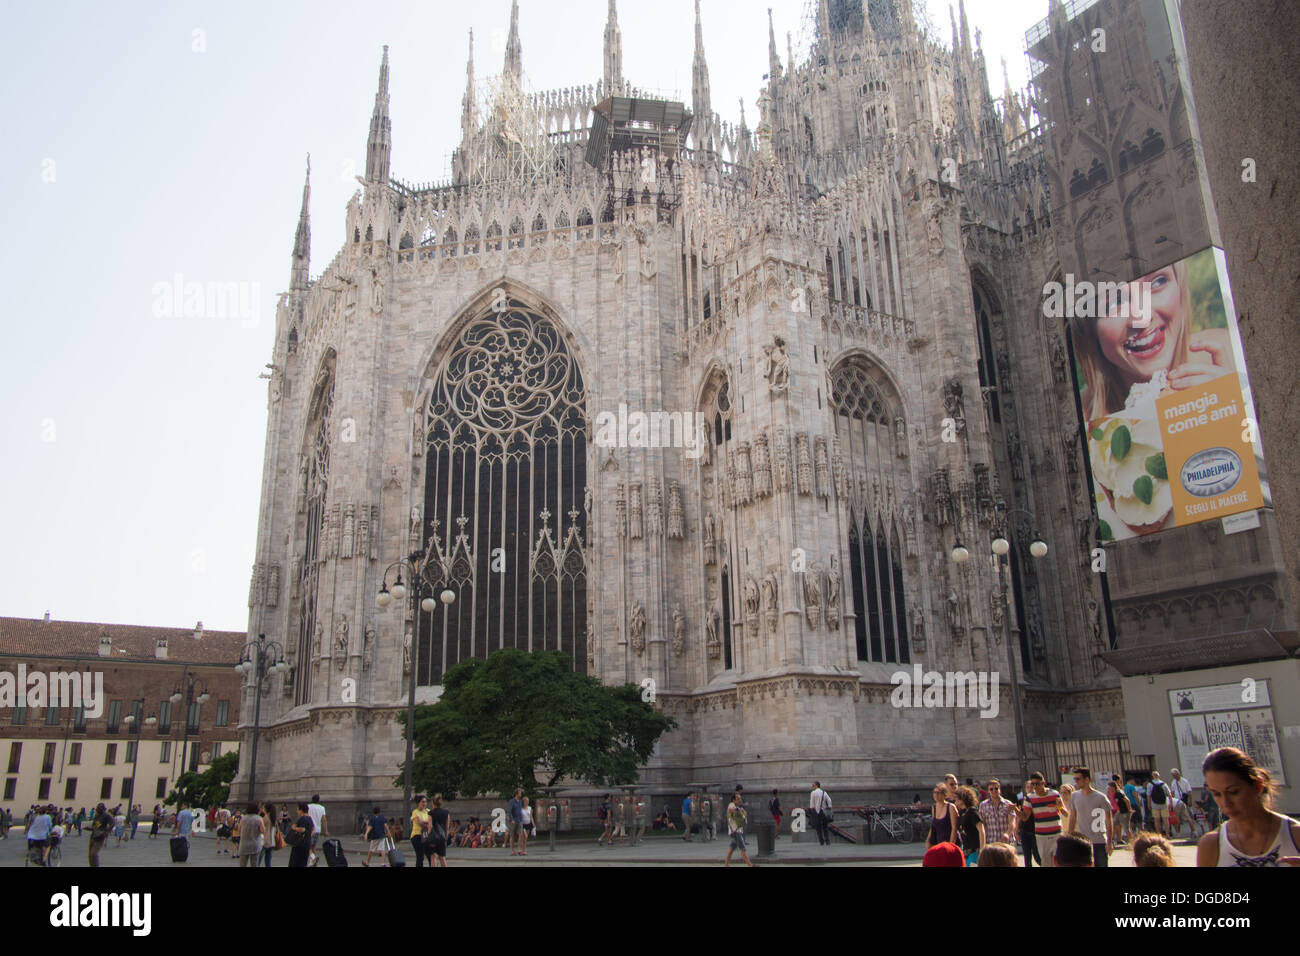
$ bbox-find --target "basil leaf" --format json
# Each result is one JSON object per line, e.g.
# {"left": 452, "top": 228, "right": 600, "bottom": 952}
{"left": 1090, "top": 427, "right": 1104, "bottom": 441}
{"left": 1133, "top": 474, "right": 1154, "bottom": 505}
{"left": 1111, "top": 425, "right": 1132, "bottom": 460}
{"left": 1098, "top": 520, "right": 1113, "bottom": 541}
{"left": 1145, "top": 453, "right": 1167, "bottom": 480}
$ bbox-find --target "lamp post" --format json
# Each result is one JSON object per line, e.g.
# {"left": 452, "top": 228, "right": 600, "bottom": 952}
{"left": 951, "top": 502, "right": 1047, "bottom": 782}
{"left": 377, "top": 547, "right": 455, "bottom": 817}
{"left": 236, "top": 634, "right": 287, "bottom": 803}
{"left": 123, "top": 699, "right": 157, "bottom": 810}
{"left": 170, "top": 672, "right": 210, "bottom": 782}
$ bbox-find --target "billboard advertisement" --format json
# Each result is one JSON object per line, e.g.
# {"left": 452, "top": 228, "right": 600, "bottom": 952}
{"left": 1068, "top": 247, "right": 1269, "bottom": 541}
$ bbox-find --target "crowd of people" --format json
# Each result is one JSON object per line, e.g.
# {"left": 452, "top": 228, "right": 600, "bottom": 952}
{"left": 919, "top": 747, "right": 1299, "bottom": 867}
{"left": 3, "top": 802, "right": 178, "bottom": 866}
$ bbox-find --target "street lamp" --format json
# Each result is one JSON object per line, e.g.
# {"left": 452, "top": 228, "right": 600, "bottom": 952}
{"left": 377, "top": 547, "right": 456, "bottom": 816}
{"left": 170, "top": 672, "right": 210, "bottom": 780}
{"left": 951, "top": 503, "right": 1047, "bottom": 782}
{"left": 124, "top": 699, "right": 157, "bottom": 811}
{"left": 237, "top": 634, "right": 287, "bottom": 803}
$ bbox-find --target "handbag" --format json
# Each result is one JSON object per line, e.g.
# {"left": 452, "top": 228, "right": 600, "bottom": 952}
{"left": 284, "top": 825, "right": 305, "bottom": 847}
{"left": 273, "top": 826, "right": 286, "bottom": 850}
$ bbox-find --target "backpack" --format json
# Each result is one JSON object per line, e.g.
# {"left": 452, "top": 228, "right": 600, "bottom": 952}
{"left": 1116, "top": 790, "right": 1131, "bottom": 814}
{"left": 597, "top": 803, "right": 608, "bottom": 821}
{"left": 1149, "top": 781, "right": 1167, "bottom": 805}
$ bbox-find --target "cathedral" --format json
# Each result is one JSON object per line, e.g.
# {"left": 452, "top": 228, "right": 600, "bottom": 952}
{"left": 236, "top": 0, "right": 1135, "bottom": 816}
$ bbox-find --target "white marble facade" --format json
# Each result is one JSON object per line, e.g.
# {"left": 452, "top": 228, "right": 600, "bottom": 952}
{"left": 235, "top": 0, "right": 1125, "bottom": 811}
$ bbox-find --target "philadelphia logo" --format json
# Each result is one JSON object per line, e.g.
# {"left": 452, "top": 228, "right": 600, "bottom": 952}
{"left": 1180, "top": 447, "right": 1243, "bottom": 498}
{"left": 0, "top": 666, "right": 104, "bottom": 717}
{"left": 890, "top": 665, "right": 1000, "bottom": 718}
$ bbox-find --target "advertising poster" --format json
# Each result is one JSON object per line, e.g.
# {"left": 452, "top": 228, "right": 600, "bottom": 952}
{"left": 1239, "top": 708, "right": 1287, "bottom": 786}
{"left": 1071, "top": 247, "right": 1270, "bottom": 541}
{"left": 1204, "top": 711, "right": 1245, "bottom": 753}
{"left": 1174, "top": 713, "right": 1209, "bottom": 787}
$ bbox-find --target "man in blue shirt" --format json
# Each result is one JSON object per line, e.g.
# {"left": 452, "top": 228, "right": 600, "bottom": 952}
{"left": 174, "top": 801, "right": 194, "bottom": 851}
{"left": 507, "top": 789, "right": 524, "bottom": 856}
{"left": 27, "top": 805, "right": 53, "bottom": 865}
{"left": 681, "top": 793, "right": 693, "bottom": 842}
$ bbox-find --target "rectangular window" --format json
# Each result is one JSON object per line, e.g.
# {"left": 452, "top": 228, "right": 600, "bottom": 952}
{"left": 130, "top": 700, "right": 143, "bottom": 724}
{"left": 211, "top": 742, "right": 222, "bottom": 759}
{"left": 105, "top": 743, "right": 117, "bottom": 765}
{"left": 42, "top": 742, "right": 56, "bottom": 774}
{"left": 160, "top": 741, "right": 171, "bottom": 762}
{"left": 106, "top": 699, "right": 122, "bottom": 733}
{"left": 74, "top": 705, "right": 86, "bottom": 733}
{"left": 121, "top": 778, "right": 133, "bottom": 799}
{"left": 100, "top": 778, "right": 112, "bottom": 800}
{"left": 155, "top": 778, "right": 167, "bottom": 799}
{"left": 38, "top": 778, "right": 51, "bottom": 800}
{"left": 12, "top": 705, "right": 25, "bottom": 726}
{"left": 3, "top": 778, "right": 15, "bottom": 800}
{"left": 6, "top": 743, "right": 20, "bottom": 774}
{"left": 158, "top": 701, "right": 171, "bottom": 734}
{"left": 125, "top": 740, "right": 137, "bottom": 763}
{"left": 44, "top": 705, "right": 61, "bottom": 726}
{"left": 64, "top": 778, "right": 77, "bottom": 800}
{"left": 69, "top": 742, "right": 82, "bottom": 765}
{"left": 215, "top": 700, "right": 229, "bottom": 727}
{"left": 186, "top": 701, "right": 200, "bottom": 734}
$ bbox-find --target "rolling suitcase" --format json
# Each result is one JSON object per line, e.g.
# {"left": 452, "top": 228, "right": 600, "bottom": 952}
{"left": 387, "top": 847, "right": 405, "bottom": 867}
{"left": 323, "top": 837, "right": 347, "bottom": 867}
{"left": 170, "top": 836, "right": 189, "bottom": 863}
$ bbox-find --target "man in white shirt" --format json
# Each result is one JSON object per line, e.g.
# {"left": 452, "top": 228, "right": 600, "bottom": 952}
{"left": 306, "top": 794, "right": 328, "bottom": 866}
{"left": 809, "top": 782, "right": 830, "bottom": 847}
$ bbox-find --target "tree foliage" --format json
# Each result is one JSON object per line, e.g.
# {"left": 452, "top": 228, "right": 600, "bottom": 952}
{"left": 402, "top": 649, "right": 675, "bottom": 800}
{"left": 164, "top": 751, "right": 239, "bottom": 809}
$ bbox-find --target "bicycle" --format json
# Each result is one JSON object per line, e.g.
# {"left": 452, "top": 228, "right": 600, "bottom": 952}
{"left": 24, "top": 840, "right": 47, "bottom": 867}
{"left": 868, "top": 807, "right": 914, "bottom": 843}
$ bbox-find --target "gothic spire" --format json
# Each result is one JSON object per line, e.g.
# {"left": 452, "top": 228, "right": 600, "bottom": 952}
{"left": 462, "top": 29, "right": 477, "bottom": 142}
{"left": 959, "top": 0, "right": 972, "bottom": 63}
{"left": 817, "top": 0, "right": 831, "bottom": 45}
{"left": 290, "top": 154, "right": 310, "bottom": 292}
{"left": 860, "top": 0, "right": 875, "bottom": 42}
{"left": 364, "top": 46, "right": 391, "bottom": 184}
{"left": 603, "top": 0, "right": 623, "bottom": 95}
{"left": 504, "top": 0, "right": 523, "bottom": 81}
{"left": 691, "top": 0, "right": 712, "bottom": 151}
{"left": 767, "top": 8, "right": 782, "bottom": 82}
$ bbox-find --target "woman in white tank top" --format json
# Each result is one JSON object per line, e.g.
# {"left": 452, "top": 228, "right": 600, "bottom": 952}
{"left": 1195, "top": 746, "right": 1300, "bottom": 867}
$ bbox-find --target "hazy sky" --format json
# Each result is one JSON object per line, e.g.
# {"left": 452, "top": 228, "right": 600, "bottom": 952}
{"left": 0, "top": 0, "right": 1049, "bottom": 632}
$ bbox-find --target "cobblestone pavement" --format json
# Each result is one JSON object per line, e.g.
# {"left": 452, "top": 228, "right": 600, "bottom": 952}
{"left": 1, "top": 826, "right": 1201, "bottom": 867}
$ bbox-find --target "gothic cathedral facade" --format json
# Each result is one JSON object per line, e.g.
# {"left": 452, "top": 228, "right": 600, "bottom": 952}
{"left": 238, "top": 0, "right": 1126, "bottom": 810}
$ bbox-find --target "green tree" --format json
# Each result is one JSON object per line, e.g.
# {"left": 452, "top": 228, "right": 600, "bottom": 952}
{"left": 164, "top": 751, "right": 239, "bottom": 809}
{"left": 402, "top": 649, "right": 675, "bottom": 800}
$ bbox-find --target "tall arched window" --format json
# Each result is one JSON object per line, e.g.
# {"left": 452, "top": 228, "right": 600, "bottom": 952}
{"left": 294, "top": 353, "right": 334, "bottom": 706}
{"left": 420, "top": 297, "right": 587, "bottom": 684}
{"left": 698, "top": 372, "right": 734, "bottom": 671}
{"left": 830, "top": 358, "right": 909, "bottom": 664}
{"left": 972, "top": 278, "right": 1001, "bottom": 424}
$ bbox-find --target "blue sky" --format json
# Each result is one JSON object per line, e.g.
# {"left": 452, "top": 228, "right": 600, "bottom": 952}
{"left": 0, "top": 0, "right": 1045, "bottom": 632}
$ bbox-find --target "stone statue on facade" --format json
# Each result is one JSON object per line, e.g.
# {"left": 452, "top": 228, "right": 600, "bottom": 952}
{"left": 672, "top": 604, "right": 685, "bottom": 656}
{"left": 629, "top": 601, "right": 646, "bottom": 654}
